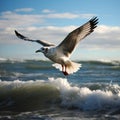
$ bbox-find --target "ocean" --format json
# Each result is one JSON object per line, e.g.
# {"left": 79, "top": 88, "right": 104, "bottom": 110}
{"left": 0, "top": 58, "right": 120, "bottom": 120}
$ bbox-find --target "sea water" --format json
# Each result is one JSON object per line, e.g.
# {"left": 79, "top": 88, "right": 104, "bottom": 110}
{"left": 0, "top": 59, "right": 120, "bottom": 120}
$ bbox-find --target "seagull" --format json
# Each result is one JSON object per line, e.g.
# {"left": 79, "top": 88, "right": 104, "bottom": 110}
{"left": 15, "top": 17, "right": 98, "bottom": 75}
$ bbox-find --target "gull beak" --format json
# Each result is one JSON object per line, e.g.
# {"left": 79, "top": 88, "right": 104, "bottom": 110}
{"left": 35, "top": 49, "right": 41, "bottom": 53}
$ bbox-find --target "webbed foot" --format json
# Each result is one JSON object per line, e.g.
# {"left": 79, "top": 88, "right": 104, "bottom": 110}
{"left": 63, "top": 71, "right": 69, "bottom": 76}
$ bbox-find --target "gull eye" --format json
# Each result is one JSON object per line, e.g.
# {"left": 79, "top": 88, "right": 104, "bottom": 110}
{"left": 42, "top": 48, "right": 45, "bottom": 50}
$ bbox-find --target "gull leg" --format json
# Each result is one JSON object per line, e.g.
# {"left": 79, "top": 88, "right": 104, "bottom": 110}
{"left": 61, "top": 65, "right": 69, "bottom": 76}
{"left": 63, "top": 65, "right": 69, "bottom": 76}
{"left": 62, "top": 65, "right": 65, "bottom": 74}
{"left": 62, "top": 65, "right": 64, "bottom": 72}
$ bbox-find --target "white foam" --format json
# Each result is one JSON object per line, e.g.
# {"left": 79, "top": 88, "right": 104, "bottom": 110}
{"left": 0, "top": 78, "right": 120, "bottom": 111}
{"left": 0, "top": 58, "right": 7, "bottom": 61}
{"left": 98, "top": 59, "right": 112, "bottom": 63}
{"left": 98, "top": 59, "right": 120, "bottom": 66}
{"left": 49, "top": 78, "right": 120, "bottom": 110}
{"left": 0, "top": 79, "right": 45, "bottom": 90}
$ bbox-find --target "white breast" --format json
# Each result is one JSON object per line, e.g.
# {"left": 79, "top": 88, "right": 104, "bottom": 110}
{"left": 44, "top": 47, "right": 68, "bottom": 64}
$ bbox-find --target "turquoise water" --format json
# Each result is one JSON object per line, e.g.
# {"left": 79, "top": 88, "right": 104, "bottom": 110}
{"left": 0, "top": 59, "right": 120, "bottom": 120}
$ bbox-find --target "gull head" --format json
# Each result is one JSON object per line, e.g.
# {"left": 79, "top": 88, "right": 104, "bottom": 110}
{"left": 35, "top": 47, "right": 48, "bottom": 54}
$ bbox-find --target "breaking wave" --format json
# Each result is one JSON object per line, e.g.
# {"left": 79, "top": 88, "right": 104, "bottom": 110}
{"left": 0, "top": 78, "right": 120, "bottom": 113}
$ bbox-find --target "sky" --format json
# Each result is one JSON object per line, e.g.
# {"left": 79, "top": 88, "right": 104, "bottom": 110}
{"left": 0, "top": 0, "right": 120, "bottom": 61}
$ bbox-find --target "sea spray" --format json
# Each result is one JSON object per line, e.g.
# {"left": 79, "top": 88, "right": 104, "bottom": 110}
{"left": 0, "top": 59, "right": 120, "bottom": 119}
{"left": 49, "top": 78, "right": 120, "bottom": 111}
{"left": 0, "top": 78, "right": 120, "bottom": 112}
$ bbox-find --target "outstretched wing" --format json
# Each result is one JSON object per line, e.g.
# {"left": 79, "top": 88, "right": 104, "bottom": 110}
{"left": 15, "top": 30, "right": 55, "bottom": 47}
{"left": 57, "top": 17, "right": 98, "bottom": 56}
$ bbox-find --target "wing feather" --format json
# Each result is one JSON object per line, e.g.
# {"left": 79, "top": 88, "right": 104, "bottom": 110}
{"left": 14, "top": 30, "right": 55, "bottom": 47}
{"left": 57, "top": 17, "right": 98, "bottom": 56}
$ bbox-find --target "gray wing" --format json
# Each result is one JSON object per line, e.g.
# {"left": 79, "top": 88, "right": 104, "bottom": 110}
{"left": 15, "top": 30, "right": 55, "bottom": 47}
{"left": 57, "top": 17, "right": 98, "bottom": 56}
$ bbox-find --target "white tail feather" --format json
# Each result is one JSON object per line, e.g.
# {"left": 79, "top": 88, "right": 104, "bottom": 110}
{"left": 65, "top": 61, "right": 81, "bottom": 74}
{"left": 52, "top": 63, "right": 62, "bottom": 71}
{"left": 52, "top": 61, "right": 82, "bottom": 74}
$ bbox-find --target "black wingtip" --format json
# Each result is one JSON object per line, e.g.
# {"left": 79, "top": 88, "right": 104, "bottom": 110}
{"left": 15, "top": 30, "right": 25, "bottom": 39}
{"left": 90, "top": 16, "right": 99, "bottom": 23}
{"left": 91, "top": 16, "right": 98, "bottom": 20}
{"left": 90, "top": 16, "right": 99, "bottom": 30}
{"left": 14, "top": 30, "right": 25, "bottom": 40}
{"left": 14, "top": 30, "right": 17, "bottom": 33}
{"left": 14, "top": 30, "right": 19, "bottom": 36}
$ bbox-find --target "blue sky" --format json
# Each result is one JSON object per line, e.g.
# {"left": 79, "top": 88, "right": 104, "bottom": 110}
{"left": 0, "top": 0, "right": 120, "bottom": 60}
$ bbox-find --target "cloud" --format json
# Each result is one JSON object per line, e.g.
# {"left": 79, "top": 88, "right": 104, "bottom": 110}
{"left": 0, "top": 11, "right": 44, "bottom": 29}
{"left": 41, "top": 9, "right": 95, "bottom": 18}
{"left": 44, "top": 12, "right": 79, "bottom": 19}
{"left": 0, "top": 8, "right": 119, "bottom": 51}
{"left": 15, "top": 8, "right": 34, "bottom": 12}
{"left": 42, "top": 9, "right": 54, "bottom": 13}
{"left": 0, "top": 9, "right": 94, "bottom": 30}
{"left": 79, "top": 25, "right": 120, "bottom": 50}
{"left": 2, "top": 24, "right": 120, "bottom": 51}
{"left": 0, "top": 8, "right": 96, "bottom": 35}
{"left": 95, "top": 25, "right": 120, "bottom": 34}
{"left": 42, "top": 12, "right": 95, "bottom": 19}
{"left": 24, "top": 25, "right": 120, "bottom": 49}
